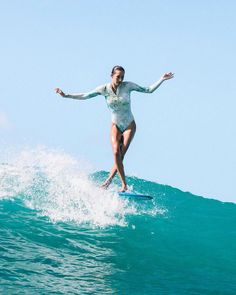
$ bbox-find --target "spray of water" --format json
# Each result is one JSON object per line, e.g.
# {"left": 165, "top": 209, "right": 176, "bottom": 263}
{"left": 0, "top": 146, "right": 164, "bottom": 227}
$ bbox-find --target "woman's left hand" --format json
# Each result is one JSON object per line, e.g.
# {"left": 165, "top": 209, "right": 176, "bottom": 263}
{"left": 162, "top": 72, "right": 174, "bottom": 81}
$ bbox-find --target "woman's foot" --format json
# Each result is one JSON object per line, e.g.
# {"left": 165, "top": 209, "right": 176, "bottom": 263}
{"left": 119, "top": 184, "right": 127, "bottom": 192}
{"left": 100, "top": 178, "right": 112, "bottom": 189}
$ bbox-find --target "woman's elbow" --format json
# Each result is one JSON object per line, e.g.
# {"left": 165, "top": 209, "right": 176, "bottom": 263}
{"left": 146, "top": 87, "right": 153, "bottom": 93}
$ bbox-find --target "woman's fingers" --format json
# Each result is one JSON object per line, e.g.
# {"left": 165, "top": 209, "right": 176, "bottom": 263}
{"left": 163, "top": 72, "right": 174, "bottom": 80}
{"left": 55, "top": 88, "right": 65, "bottom": 96}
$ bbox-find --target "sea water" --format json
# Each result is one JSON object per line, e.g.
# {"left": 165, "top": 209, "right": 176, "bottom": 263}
{"left": 0, "top": 147, "right": 235, "bottom": 294}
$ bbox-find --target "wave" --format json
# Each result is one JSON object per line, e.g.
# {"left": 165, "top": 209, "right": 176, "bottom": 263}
{"left": 1, "top": 147, "right": 236, "bottom": 294}
{"left": 0, "top": 147, "right": 163, "bottom": 228}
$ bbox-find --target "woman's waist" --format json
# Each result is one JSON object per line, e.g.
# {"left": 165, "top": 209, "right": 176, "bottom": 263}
{"left": 109, "top": 107, "right": 133, "bottom": 115}
{"left": 111, "top": 111, "right": 134, "bottom": 121}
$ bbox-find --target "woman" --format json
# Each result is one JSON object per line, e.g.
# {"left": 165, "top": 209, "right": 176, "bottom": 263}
{"left": 55, "top": 66, "right": 174, "bottom": 192}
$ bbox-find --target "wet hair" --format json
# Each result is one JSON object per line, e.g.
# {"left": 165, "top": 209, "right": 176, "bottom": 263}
{"left": 111, "top": 65, "right": 125, "bottom": 76}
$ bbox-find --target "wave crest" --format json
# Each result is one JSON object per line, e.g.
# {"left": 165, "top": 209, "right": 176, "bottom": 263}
{"left": 0, "top": 147, "right": 163, "bottom": 227}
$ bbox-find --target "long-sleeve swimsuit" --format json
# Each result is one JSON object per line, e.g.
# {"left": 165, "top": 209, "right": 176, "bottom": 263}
{"left": 71, "top": 80, "right": 161, "bottom": 132}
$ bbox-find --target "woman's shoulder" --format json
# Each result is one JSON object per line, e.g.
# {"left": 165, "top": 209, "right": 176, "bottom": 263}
{"left": 95, "top": 83, "right": 109, "bottom": 94}
{"left": 122, "top": 81, "right": 137, "bottom": 89}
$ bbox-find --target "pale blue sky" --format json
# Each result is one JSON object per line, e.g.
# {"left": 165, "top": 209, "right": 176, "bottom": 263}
{"left": 0, "top": 1, "right": 235, "bottom": 202}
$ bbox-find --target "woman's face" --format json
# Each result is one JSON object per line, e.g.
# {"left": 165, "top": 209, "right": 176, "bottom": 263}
{"left": 111, "top": 70, "right": 124, "bottom": 87}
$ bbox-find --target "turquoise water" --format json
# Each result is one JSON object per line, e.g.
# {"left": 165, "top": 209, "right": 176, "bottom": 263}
{"left": 0, "top": 148, "right": 236, "bottom": 294}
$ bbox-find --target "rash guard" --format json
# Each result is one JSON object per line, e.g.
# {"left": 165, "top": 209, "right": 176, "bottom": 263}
{"left": 66, "top": 79, "right": 163, "bottom": 132}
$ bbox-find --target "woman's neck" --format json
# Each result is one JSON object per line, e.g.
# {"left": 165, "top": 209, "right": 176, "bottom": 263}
{"left": 111, "top": 83, "right": 119, "bottom": 94}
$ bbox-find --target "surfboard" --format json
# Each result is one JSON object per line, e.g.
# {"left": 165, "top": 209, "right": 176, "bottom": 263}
{"left": 118, "top": 192, "right": 153, "bottom": 200}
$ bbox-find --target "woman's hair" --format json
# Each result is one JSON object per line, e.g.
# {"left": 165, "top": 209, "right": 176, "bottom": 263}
{"left": 111, "top": 65, "right": 125, "bottom": 76}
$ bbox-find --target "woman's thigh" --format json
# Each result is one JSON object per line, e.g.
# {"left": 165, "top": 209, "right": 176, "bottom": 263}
{"left": 121, "top": 121, "right": 136, "bottom": 156}
{"left": 110, "top": 124, "right": 123, "bottom": 154}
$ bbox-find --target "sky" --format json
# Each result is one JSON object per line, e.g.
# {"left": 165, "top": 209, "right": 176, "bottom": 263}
{"left": 0, "top": 0, "right": 235, "bottom": 202}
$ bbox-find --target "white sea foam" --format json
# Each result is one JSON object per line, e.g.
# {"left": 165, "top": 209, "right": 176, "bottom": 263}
{"left": 0, "top": 146, "right": 163, "bottom": 227}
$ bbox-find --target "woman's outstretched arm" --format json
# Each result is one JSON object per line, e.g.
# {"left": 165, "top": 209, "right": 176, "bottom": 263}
{"left": 130, "top": 72, "right": 174, "bottom": 93}
{"left": 55, "top": 85, "right": 105, "bottom": 100}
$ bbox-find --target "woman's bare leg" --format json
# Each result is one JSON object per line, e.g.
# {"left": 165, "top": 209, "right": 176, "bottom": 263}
{"left": 109, "top": 124, "right": 127, "bottom": 191}
{"left": 101, "top": 121, "right": 136, "bottom": 190}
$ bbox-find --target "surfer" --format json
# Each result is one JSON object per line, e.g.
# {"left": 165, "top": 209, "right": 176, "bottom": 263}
{"left": 55, "top": 66, "right": 174, "bottom": 192}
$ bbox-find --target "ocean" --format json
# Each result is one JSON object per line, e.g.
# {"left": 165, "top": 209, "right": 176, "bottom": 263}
{"left": 0, "top": 148, "right": 235, "bottom": 294}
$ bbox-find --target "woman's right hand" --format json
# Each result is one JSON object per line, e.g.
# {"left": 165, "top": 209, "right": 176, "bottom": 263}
{"left": 55, "top": 88, "right": 66, "bottom": 97}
